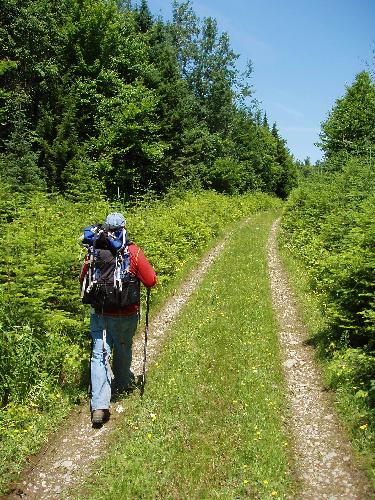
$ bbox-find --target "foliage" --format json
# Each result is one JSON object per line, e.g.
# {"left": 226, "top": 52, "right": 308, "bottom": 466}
{"left": 318, "top": 71, "right": 375, "bottom": 162}
{"left": 282, "top": 159, "right": 375, "bottom": 346}
{"left": 0, "top": 0, "right": 297, "bottom": 198}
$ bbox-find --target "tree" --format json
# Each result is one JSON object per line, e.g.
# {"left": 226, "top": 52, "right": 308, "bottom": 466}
{"left": 171, "top": 0, "right": 199, "bottom": 80}
{"left": 318, "top": 71, "right": 375, "bottom": 158}
{"left": 0, "top": 0, "right": 297, "bottom": 199}
{"left": 134, "top": 0, "right": 153, "bottom": 33}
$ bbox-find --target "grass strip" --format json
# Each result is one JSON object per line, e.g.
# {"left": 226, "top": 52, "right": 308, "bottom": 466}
{"left": 77, "top": 210, "right": 296, "bottom": 499}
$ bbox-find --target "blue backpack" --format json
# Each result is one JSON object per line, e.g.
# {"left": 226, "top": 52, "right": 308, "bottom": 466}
{"left": 80, "top": 224, "right": 140, "bottom": 311}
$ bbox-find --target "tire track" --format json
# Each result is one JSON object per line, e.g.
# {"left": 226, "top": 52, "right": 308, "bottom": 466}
{"left": 267, "top": 218, "right": 371, "bottom": 499}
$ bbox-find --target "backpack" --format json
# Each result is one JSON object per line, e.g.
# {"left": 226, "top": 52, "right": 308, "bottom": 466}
{"left": 80, "top": 224, "right": 140, "bottom": 311}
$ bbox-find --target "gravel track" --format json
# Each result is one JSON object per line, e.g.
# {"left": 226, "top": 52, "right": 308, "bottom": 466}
{"left": 267, "top": 218, "right": 371, "bottom": 499}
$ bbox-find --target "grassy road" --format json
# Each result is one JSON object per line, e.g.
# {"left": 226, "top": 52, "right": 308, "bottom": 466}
{"left": 76, "top": 210, "right": 296, "bottom": 499}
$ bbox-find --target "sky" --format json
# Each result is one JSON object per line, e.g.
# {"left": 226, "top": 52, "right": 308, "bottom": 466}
{"left": 145, "top": 0, "right": 374, "bottom": 163}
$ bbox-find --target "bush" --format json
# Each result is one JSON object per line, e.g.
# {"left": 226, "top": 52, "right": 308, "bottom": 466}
{"left": 282, "top": 158, "right": 375, "bottom": 347}
{"left": 202, "top": 157, "right": 248, "bottom": 194}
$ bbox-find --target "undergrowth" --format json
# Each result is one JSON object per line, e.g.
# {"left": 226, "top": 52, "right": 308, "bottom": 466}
{"left": 279, "top": 242, "right": 374, "bottom": 488}
{"left": 0, "top": 187, "right": 281, "bottom": 493}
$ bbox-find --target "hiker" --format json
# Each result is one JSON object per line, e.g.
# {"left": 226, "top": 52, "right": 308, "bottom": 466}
{"left": 80, "top": 212, "right": 157, "bottom": 426}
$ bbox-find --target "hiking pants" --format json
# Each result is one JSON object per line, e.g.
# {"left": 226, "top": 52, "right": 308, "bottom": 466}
{"left": 90, "top": 312, "right": 138, "bottom": 411}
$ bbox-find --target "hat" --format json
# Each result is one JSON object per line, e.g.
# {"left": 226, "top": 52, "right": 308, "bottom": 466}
{"left": 105, "top": 212, "right": 126, "bottom": 229}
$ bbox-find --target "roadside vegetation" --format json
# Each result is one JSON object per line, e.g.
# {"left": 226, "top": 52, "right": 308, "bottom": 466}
{"left": 75, "top": 210, "right": 296, "bottom": 499}
{"left": 280, "top": 70, "right": 375, "bottom": 483}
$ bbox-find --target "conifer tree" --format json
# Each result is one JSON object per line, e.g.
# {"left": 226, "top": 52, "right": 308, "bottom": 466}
{"left": 135, "top": 0, "right": 153, "bottom": 33}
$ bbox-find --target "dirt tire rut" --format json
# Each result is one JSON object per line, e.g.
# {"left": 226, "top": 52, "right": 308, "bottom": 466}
{"left": 267, "top": 218, "right": 371, "bottom": 499}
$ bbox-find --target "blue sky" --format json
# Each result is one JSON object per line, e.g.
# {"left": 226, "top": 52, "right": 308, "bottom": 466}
{"left": 145, "top": 0, "right": 374, "bottom": 163}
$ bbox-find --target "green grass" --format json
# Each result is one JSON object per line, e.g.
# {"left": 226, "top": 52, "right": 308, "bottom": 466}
{"left": 278, "top": 234, "right": 375, "bottom": 489}
{"left": 76, "top": 210, "right": 296, "bottom": 499}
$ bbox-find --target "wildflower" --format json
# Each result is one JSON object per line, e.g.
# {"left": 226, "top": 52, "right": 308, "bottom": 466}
{"left": 271, "top": 491, "right": 278, "bottom": 497}
{"left": 359, "top": 423, "right": 368, "bottom": 430}
{"left": 263, "top": 480, "right": 269, "bottom": 485}
{"left": 243, "top": 479, "right": 249, "bottom": 484}
{"left": 147, "top": 433, "right": 152, "bottom": 439}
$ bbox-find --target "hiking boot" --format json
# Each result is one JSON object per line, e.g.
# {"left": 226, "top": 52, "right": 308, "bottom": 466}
{"left": 91, "top": 409, "right": 110, "bottom": 426}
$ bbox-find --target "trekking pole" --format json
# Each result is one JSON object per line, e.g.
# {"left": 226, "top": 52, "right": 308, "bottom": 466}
{"left": 140, "top": 287, "right": 150, "bottom": 397}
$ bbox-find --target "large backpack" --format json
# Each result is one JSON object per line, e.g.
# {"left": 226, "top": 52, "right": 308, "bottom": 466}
{"left": 80, "top": 224, "right": 140, "bottom": 311}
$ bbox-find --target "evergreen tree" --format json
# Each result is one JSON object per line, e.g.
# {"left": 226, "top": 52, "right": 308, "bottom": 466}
{"left": 134, "top": 0, "right": 153, "bottom": 33}
{"left": 262, "top": 112, "right": 269, "bottom": 129}
{"left": 0, "top": 0, "right": 297, "bottom": 198}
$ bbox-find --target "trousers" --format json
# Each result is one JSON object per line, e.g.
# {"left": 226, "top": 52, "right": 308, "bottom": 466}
{"left": 90, "top": 312, "right": 138, "bottom": 411}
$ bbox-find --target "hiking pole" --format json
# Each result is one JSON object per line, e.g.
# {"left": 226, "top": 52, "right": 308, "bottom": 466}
{"left": 140, "top": 287, "right": 151, "bottom": 397}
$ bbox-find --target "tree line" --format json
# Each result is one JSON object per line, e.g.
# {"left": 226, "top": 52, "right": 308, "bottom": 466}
{"left": 0, "top": 0, "right": 297, "bottom": 200}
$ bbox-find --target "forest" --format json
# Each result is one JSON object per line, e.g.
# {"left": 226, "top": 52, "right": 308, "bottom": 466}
{"left": 0, "top": 0, "right": 296, "bottom": 198}
{"left": 0, "top": 0, "right": 374, "bottom": 493}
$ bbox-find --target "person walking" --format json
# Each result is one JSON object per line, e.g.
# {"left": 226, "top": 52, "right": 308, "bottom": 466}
{"left": 80, "top": 212, "right": 156, "bottom": 426}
